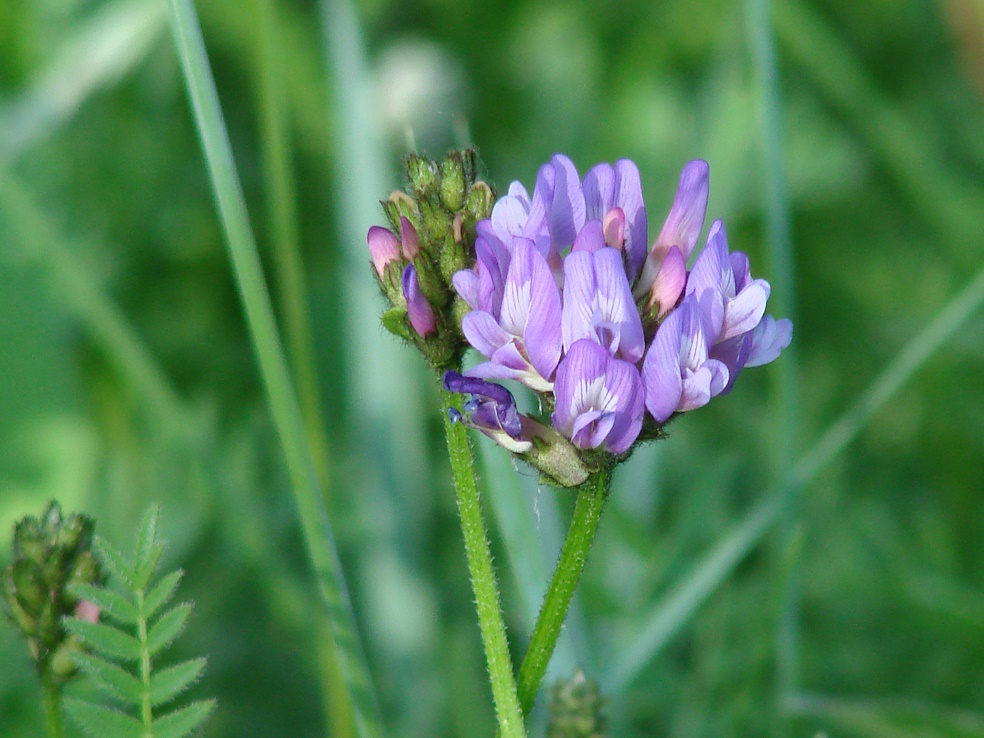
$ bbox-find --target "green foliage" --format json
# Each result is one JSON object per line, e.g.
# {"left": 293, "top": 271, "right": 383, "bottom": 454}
{"left": 63, "top": 506, "right": 214, "bottom": 738}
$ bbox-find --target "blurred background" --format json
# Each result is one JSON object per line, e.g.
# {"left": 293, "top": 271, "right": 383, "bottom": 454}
{"left": 2, "top": 0, "right": 984, "bottom": 735}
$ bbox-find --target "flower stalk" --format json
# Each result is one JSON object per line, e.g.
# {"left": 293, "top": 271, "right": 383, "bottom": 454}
{"left": 441, "top": 387, "right": 527, "bottom": 738}
{"left": 516, "top": 468, "right": 612, "bottom": 715}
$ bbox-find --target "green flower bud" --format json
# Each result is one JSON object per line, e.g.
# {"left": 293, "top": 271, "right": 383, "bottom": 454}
{"left": 405, "top": 153, "right": 439, "bottom": 199}
{"left": 465, "top": 181, "right": 495, "bottom": 222}
{"left": 438, "top": 153, "right": 466, "bottom": 211}
{"left": 547, "top": 670, "right": 607, "bottom": 738}
{"left": 2, "top": 501, "right": 104, "bottom": 683}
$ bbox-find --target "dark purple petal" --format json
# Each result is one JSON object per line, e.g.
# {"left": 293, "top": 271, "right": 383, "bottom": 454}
{"left": 443, "top": 372, "right": 528, "bottom": 447}
{"left": 402, "top": 265, "right": 436, "bottom": 336}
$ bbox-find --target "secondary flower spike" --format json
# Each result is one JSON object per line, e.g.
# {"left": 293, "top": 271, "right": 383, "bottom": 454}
{"left": 370, "top": 150, "right": 791, "bottom": 486}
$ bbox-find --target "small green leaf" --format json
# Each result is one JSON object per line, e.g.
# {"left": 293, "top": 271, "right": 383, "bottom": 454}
{"left": 152, "top": 699, "right": 216, "bottom": 738}
{"left": 70, "top": 583, "right": 139, "bottom": 624}
{"left": 65, "top": 618, "right": 142, "bottom": 661}
{"left": 73, "top": 652, "right": 144, "bottom": 705}
{"left": 146, "top": 603, "right": 192, "bottom": 656}
{"left": 150, "top": 658, "right": 207, "bottom": 706}
{"left": 95, "top": 536, "right": 135, "bottom": 589}
{"left": 133, "top": 541, "right": 165, "bottom": 591}
{"left": 64, "top": 697, "right": 144, "bottom": 738}
{"left": 142, "top": 570, "right": 183, "bottom": 618}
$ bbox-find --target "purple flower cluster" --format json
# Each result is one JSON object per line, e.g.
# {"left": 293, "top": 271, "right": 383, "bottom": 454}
{"left": 446, "top": 155, "right": 791, "bottom": 456}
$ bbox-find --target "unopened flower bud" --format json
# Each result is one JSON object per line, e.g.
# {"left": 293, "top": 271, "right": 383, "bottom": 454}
{"left": 439, "top": 153, "right": 467, "bottom": 211}
{"left": 405, "top": 153, "right": 439, "bottom": 198}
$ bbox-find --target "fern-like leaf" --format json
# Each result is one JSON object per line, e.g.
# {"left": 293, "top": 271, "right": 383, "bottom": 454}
{"left": 142, "top": 570, "right": 183, "bottom": 618}
{"left": 71, "top": 582, "right": 140, "bottom": 624}
{"left": 73, "top": 652, "right": 144, "bottom": 703}
{"left": 146, "top": 604, "right": 191, "bottom": 656}
{"left": 64, "top": 619, "right": 143, "bottom": 661}
{"left": 150, "top": 659, "right": 207, "bottom": 707}
{"left": 151, "top": 699, "right": 216, "bottom": 738}
{"left": 65, "top": 505, "right": 214, "bottom": 738}
{"left": 64, "top": 698, "right": 144, "bottom": 738}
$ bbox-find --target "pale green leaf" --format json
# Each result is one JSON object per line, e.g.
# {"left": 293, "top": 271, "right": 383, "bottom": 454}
{"left": 150, "top": 658, "right": 207, "bottom": 707}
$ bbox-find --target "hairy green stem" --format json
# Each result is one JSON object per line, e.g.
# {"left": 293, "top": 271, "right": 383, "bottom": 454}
{"left": 440, "top": 388, "right": 526, "bottom": 738}
{"left": 516, "top": 468, "right": 611, "bottom": 714}
{"left": 136, "top": 589, "right": 153, "bottom": 729}
{"left": 41, "top": 674, "right": 63, "bottom": 738}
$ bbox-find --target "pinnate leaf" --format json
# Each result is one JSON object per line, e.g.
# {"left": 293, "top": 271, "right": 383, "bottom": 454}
{"left": 147, "top": 603, "right": 192, "bottom": 656}
{"left": 73, "top": 652, "right": 144, "bottom": 704}
{"left": 70, "top": 582, "right": 139, "bottom": 624}
{"left": 150, "top": 658, "right": 207, "bottom": 706}
{"left": 142, "top": 570, "right": 184, "bottom": 618}
{"left": 64, "top": 619, "right": 142, "bottom": 661}
{"left": 95, "top": 536, "right": 135, "bottom": 589}
{"left": 152, "top": 699, "right": 216, "bottom": 738}
{"left": 64, "top": 697, "right": 144, "bottom": 738}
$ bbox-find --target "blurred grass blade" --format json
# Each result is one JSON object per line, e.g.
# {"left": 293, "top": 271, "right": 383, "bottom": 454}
{"left": 607, "top": 262, "right": 984, "bottom": 692}
{"left": 250, "top": 0, "right": 333, "bottom": 493}
{"left": 165, "top": 2, "right": 383, "bottom": 737}
{"left": 785, "top": 693, "right": 984, "bottom": 738}
{"left": 0, "top": 0, "right": 165, "bottom": 159}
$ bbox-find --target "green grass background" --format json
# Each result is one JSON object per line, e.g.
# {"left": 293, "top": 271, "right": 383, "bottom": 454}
{"left": 2, "top": 0, "right": 984, "bottom": 735}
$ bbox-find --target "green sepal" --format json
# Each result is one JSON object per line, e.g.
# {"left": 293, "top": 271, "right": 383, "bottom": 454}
{"left": 64, "top": 618, "right": 142, "bottom": 661}
{"left": 70, "top": 582, "right": 139, "bottom": 624}
{"left": 405, "top": 153, "right": 439, "bottom": 199}
{"left": 142, "top": 570, "right": 184, "bottom": 619}
{"left": 64, "top": 697, "right": 144, "bottom": 738}
{"left": 73, "top": 652, "right": 144, "bottom": 704}
{"left": 381, "top": 307, "right": 413, "bottom": 340}
{"left": 150, "top": 658, "right": 207, "bottom": 707}
{"left": 146, "top": 603, "right": 191, "bottom": 656}
{"left": 151, "top": 699, "right": 216, "bottom": 738}
{"left": 465, "top": 181, "right": 495, "bottom": 221}
{"left": 412, "top": 253, "right": 449, "bottom": 309}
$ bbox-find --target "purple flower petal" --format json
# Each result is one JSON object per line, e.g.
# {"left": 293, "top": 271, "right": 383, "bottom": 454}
{"left": 547, "top": 154, "right": 585, "bottom": 249}
{"left": 646, "top": 245, "right": 687, "bottom": 319}
{"left": 402, "top": 265, "right": 436, "bottom": 337}
{"left": 367, "top": 226, "right": 401, "bottom": 277}
{"left": 500, "top": 239, "right": 563, "bottom": 380}
{"left": 744, "top": 316, "right": 793, "bottom": 368}
{"left": 562, "top": 248, "right": 645, "bottom": 362}
{"left": 653, "top": 159, "right": 710, "bottom": 263}
{"left": 572, "top": 220, "right": 607, "bottom": 253}
{"left": 551, "top": 339, "right": 644, "bottom": 453}
{"left": 583, "top": 162, "right": 615, "bottom": 220}
{"left": 642, "top": 304, "right": 684, "bottom": 423}
{"left": 614, "top": 159, "right": 648, "bottom": 279}
{"left": 399, "top": 216, "right": 420, "bottom": 260}
{"left": 443, "top": 372, "right": 532, "bottom": 453}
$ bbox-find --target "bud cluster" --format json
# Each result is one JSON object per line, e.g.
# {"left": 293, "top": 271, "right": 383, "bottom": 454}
{"left": 2, "top": 501, "right": 104, "bottom": 682}
{"left": 546, "top": 670, "right": 607, "bottom": 738}
{"left": 367, "top": 150, "right": 496, "bottom": 370}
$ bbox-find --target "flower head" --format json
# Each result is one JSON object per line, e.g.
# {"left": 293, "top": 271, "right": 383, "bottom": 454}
{"left": 372, "top": 151, "right": 792, "bottom": 485}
